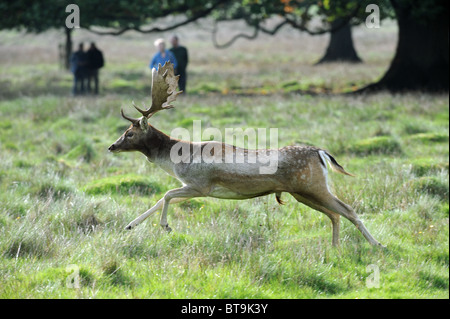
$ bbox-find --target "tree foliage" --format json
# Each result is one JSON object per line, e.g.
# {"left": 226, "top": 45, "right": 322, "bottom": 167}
{"left": 215, "top": 0, "right": 393, "bottom": 32}
{"left": 0, "top": 0, "right": 227, "bottom": 34}
{"left": 211, "top": 0, "right": 393, "bottom": 48}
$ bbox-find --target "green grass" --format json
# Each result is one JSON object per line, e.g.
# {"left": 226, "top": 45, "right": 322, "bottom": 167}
{"left": 0, "top": 25, "right": 448, "bottom": 299}
{"left": 84, "top": 174, "right": 164, "bottom": 196}
{"left": 0, "top": 91, "right": 447, "bottom": 299}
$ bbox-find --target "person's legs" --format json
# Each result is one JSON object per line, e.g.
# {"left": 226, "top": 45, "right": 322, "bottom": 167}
{"left": 73, "top": 70, "right": 82, "bottom": 95}
{"left": 72, "top": 74, "right": 78, "bottom": 95}
{"left": 178, "top": 70, "right": 186, "bottom": 92}
{"left": 93, "top": 69, "right": 99, "bottom": 94}
{"left": 80, "top": 70, "right": 86, "bottom": 94}
{"left": 86, "top": 70, "right": 92, "bottom": 94}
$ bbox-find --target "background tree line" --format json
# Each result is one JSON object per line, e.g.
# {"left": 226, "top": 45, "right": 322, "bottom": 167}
{"left": 0, "top": 0, "right": 448, "bottom": 92}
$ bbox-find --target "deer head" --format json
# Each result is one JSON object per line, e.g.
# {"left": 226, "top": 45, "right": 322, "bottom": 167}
{"left": 108, "top": 62, "right": 182, "bottom": 153}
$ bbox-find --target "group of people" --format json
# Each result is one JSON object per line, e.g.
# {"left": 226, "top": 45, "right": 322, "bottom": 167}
{"left": 70, "top": 42, "right": 104, "bottom": 95}
{"left": 70, "top": 35, "right": 188, "bottom": 96}
{"left": 150, "top": 35, "right": 189, "bottom": 92}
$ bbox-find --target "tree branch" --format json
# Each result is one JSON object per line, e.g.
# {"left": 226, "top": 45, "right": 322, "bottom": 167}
{"left": 85, "top": 0, "right": 226, "bottom": 36}
{"left": 258, "top": 20, "right": 289, "bottom": 35}
{"left": 212, "top": 2, "right": 361, "bottom": 48}
{"left": 86, "top": 15, "right": 198, "bottom": 36}
{"left": 212, "top": 22, "right": 259, "bottom": 49}
{"left": 283, "top": 3, "right": 362, "bottom": 35}
{"left": 212, "top": 19, "right": 288, "bottom": 49}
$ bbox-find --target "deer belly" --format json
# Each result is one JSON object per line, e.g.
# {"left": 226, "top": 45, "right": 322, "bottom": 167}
{"left": 207, "top": 184, "right": 274, "bottom": 200}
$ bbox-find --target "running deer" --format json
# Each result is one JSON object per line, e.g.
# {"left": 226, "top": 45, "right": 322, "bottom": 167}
{"left": 108, "top": 62, "right": 383, "bottom": 247}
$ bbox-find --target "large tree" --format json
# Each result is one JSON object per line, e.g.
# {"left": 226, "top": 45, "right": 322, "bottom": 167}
{"left": 359, "top": 0, "right": 449, "bottom": 92}
{"left": 315, "top": 19, "right": 362, "bottom": 64}
{"left": 314, "top": 0, "right": 390, "bottom": 64}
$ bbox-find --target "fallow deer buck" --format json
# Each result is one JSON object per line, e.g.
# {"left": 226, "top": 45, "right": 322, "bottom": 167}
{"left": 108, "top": 62, "right": 384, "bottom": 247}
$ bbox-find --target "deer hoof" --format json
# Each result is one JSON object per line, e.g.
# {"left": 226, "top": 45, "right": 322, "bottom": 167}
{"left": 162, "top": 224, "right": 172, "bottom": 233}
{"left": 125, "top": 222, "right": 135, "bottom": 230}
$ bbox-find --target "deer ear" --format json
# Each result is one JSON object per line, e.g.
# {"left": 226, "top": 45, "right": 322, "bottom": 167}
{"left": 139, "top": 117, "right": 148, "bottom": 132}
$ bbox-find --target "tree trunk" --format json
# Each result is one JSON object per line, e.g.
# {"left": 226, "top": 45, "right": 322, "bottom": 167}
{"left": 316, "top": 19, "right": 362, "bottom": 64}
{"left": 358, "top": 1, "right": 449, "bottom": 93}
{"left": 65, "top": 27, "right": 72, "bottom": 70}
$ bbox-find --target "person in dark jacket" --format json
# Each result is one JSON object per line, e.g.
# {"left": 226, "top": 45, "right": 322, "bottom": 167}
{"left": 86, "top": 42, "right": 104, "bottom": 95}
{"left": 70, "top": 43, "right": 87, "bottom": 95}
{"left": 169, "top": 35, "right": 188, "bottom": 92}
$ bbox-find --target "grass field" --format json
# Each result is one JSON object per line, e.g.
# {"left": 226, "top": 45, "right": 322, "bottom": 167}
{"left": 0, "top": 19, "right": 448, "bottom": 299}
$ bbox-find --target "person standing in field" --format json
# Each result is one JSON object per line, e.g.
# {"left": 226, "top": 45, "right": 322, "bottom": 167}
{"left": 70, "top": 43, "right": 87, "bottom": 95}
{"left": 150, "top": 38, "right": 178, "bottom": 71}
{"left": 86, "top": 42, "right": 104, "bottom": 95}
{"left": 169, "top": 35, "right": 189, "bottom": 93}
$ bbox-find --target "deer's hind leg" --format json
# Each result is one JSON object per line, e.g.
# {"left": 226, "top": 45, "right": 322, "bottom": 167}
{"left": 290, "top": 193, "right": 341, "bottom": 246}
{"left": 291, "top": 192, "right": 384, "bottom": 247}
{"left": 323, "top": 194, "right": 384, "bottom": 247}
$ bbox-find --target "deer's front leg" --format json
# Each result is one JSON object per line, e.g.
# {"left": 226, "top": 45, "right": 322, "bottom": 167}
{"left": 125, "top": 197, "right": 187, "bottom": 230}
{"left": 125, "top": 198, "right": 164, "bottom": 230}
{"left": 160, "top": 186, "right": 203, "bottom": 232}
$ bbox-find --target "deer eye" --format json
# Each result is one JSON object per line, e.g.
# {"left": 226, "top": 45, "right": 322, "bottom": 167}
{"left": 126, "top": 132, "right": 134, "bottom": 138}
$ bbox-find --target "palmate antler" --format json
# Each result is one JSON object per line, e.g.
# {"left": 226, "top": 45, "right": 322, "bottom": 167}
{"left": 121, "top": 62, "right": 182, "bottom": 123}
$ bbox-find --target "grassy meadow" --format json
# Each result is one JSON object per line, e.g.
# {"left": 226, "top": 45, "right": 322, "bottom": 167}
{"left": 0, "top": 19, "right": 448, "bottom": 299}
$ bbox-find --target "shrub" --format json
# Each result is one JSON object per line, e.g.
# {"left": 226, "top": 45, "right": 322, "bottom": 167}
{"left": 32, "top": 182, "right": 73, "bottom": 200}
{"left": 410, "top": 158, "right": 449, "bottom": 176}
{"left": 409, "top": 133, "right": 449, "bottom": 143}
{"left": 83, "top": 174, "right": 162, "bottom": 196}
{"left": 0, "top": 120, "right": 12, "bottom": 130}
{"left": 409, "top": 176, "right": 449, "bottom": 202}
{"left": 441, "top": 203, "right": 449, "bottom": 216}
{"left": 348, "top": 136, "right": 402, "bottom": 156}
{"left": 3, "top": 224, "right": 56, "bottom": 259}
{"left": 191, "top": 83, "right": 221, "bottom": 94}
{"left": 101, "top": 257, "right": 133, "bottom": 286}
{"left": 61, "top": 141, "right": 96, "bottom": 163}
{"left": 3, "top": 142, "right": 18, "bottom": 151}
{"left": 279, "top": 80, "right": 302, "bottom": 93}
{"left": 75, "top": 211, "right": 101, "bottom": 234}
{"left": 13, "top": 159, "right": 33, "bottom": 168}
{"left": 109, "top": 78, "right": 133, "bottom": 89}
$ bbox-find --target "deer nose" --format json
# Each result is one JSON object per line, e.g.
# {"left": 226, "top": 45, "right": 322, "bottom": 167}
{"left": 108, "top": 144, "right": 116, "bottom": 152}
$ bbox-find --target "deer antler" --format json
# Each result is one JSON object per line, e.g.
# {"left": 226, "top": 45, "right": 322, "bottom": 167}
{"left": 134, "top": 62, "right": 182, "bottom": 118}
{"left": 121, "top": 108, "right": 140, "bottom": 126}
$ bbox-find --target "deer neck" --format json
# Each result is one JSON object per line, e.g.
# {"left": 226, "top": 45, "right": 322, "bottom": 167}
{"left": 139, "top": 126, "right": 180, "bottom": 166}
